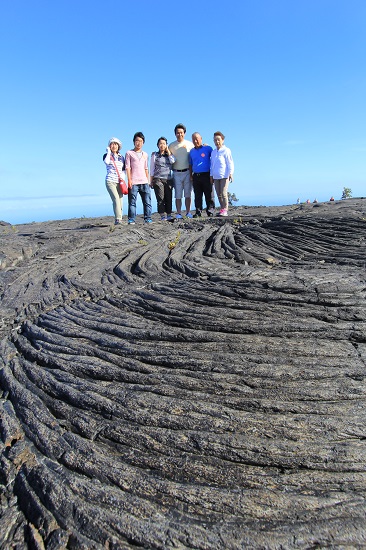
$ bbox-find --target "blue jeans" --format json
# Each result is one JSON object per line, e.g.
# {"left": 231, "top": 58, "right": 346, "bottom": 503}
{"left": 128, "top": 184, "right": 152, "bottom": 221}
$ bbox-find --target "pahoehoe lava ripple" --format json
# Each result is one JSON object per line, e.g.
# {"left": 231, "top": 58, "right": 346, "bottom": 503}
{"left": 1, "top": 200, "right": 366, "bottom": 548}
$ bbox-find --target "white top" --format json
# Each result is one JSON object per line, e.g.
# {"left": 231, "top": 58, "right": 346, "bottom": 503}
{"left": 210, "top": 145, "right": 234, "bottom": 179}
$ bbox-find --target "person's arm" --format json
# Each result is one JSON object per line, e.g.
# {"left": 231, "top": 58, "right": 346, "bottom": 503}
{"left": 166, "top": 146, "right": 176, "bottom": 165}
{"left": 227, "top": 149, "right": 234, "bottom": 182}
{"left": 150, "top": 153, "right": 156, "bottom": 184}
{"left": 126, "top": 168, "right": 132, "bottom": 188}
{"left": 104, "top": 147, "right": 111, "bottom": 164}
{"left": 189, "top": 151, "right": 193, "bottom": 179}
{"left": 166, "top": 145, "right": 176, "bottom": 166}
{"left": 125, "top": 152, "right": 132, "bottom": 188}
{"left": 144, "top": 152, "right": 149, "bottom": 184}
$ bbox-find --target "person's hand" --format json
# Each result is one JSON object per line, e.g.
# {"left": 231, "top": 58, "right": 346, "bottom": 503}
{"left": 106, "top": 146, "right": 111, "bottom": 152}
{"left": 128, "top": 182, "right": 132, "bottom": 189}
{"left": 229, "top": 175, "right": 233, "bottom": 183}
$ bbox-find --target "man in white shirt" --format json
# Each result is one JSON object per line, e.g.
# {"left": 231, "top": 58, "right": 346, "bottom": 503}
{"left": 169, "top": 123, "right": 194, "bottom": 219}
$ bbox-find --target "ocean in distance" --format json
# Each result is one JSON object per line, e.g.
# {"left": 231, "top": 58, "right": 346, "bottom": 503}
{"left": 1, "top": 191, "right": 330, "bottom": 226}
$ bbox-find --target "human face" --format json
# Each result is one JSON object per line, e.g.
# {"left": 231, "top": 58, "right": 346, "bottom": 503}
{"left": 158, "top": 139, "right": 167, "bottom": 153}
{"left": 192, "top": 133, "right": 202, "bottom": 148}
{"left": 175, "top": 128, "right": 185, "bottom": 142}
{"left": 110, "top": 142, "right": 120, "bottom": 153}
{"left": 134, "top": 137, "right": 144, "bottom": 151}
{"left": 214, "top": 135, "right": 224, "bottom": 149}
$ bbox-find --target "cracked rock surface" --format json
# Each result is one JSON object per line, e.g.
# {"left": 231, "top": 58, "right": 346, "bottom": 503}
{"left": 1, "top": 199, "right": 366, "bottom": 549}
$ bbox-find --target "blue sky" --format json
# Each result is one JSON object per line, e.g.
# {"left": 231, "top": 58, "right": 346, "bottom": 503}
{"left": 1, "top": 0, "right": 365, "bottom": 224}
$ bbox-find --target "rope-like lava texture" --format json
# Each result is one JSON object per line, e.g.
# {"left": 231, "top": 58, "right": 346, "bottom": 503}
{"left": 1, "top": 206, "right": 366, "bottom": 548}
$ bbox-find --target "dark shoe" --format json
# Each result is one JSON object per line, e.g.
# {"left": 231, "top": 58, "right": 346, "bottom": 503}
{"left": 207, "top": 211, "right": 214, "bottom": 217}
{"left": 193, "top": 213, "right": 202, "bottom": 218}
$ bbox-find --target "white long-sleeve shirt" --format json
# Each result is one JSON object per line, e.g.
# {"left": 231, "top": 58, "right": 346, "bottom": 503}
{"left": 210, "top": 145, "right": 234, "bottom": 179}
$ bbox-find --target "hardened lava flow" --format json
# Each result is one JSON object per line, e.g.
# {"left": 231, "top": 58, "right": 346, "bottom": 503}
{"left": 1, "top": 199, "right": 366, "bottom": 548}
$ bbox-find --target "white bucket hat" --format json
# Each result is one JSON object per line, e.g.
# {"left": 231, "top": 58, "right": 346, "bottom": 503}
{"left": 108, "top": 137, "right": 122, "bottom": 147}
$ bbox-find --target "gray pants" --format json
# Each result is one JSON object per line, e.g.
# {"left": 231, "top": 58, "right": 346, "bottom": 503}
{"left": 106, "top": 180, "right": 123, "bottom": 220}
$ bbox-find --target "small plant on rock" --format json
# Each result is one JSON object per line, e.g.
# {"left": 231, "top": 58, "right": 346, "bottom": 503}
{"left": 228, "top": 192, "right": 239, "bottom": 206}
{"left": 341, "top": 187, "right": 352, "bottom": 199}
{"left": 168, "top": 231, "right": 181, "bottom": 250}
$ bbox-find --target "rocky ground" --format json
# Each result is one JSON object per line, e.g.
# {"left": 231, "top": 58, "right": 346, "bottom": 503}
{"left": 0, "top": 198, "right": 366, "bottom": 549}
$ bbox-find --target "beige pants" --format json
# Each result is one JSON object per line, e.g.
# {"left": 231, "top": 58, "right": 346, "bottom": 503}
{"left": 106, "top": 180, "right": 123, "bottom": 220}
{"left": 214, "top": 178, "right": 229, "bottom": 210}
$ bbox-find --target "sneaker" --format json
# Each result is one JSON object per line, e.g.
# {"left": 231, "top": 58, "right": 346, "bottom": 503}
{"left": 216, "top": 210, "right": 224, "bottom": 217}
{"left": 145, "top": 218, "right": 153, "bottom": 224}
{"left": 128, "top": 219, "right": 135, "bottom": 225}
{"left": 186, "top": 212, "right": 193, "bottom": 218}
{"left": 219, "top": 209, "right": 228, "bottom": 217}
{"left": 176, "top": 213, "right": 183, "bottom": 219}
{"left": 114, "top": 219, "right": 122, "bottom": 225}
{"left": 207, "top": 211, "right": 214, "bottom": 217}
{"left": 193, "top": 213, "right": 201, "bottom": 218}
{"left": 160, "top": 215, "right": 167, "bottom": 221}
{"left": 167, "top": 215, "right": 174, "bottom": 222}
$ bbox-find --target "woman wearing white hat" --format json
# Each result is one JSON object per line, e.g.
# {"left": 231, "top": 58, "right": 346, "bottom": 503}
{"left": 103, "top": 137, "right": 125, "bottom": 225}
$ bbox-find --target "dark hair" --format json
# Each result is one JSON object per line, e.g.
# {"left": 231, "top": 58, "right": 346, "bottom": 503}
{"left": 214, "top": 131, "right": 225, "bottom": 140}
{"left": 174, "top": 123, "right": 186, "bottom": 135}
{"left": 133, "top": 131, "right": 145, "bottom": 143}
{"left": 157, "top": 136, "right": 168, "bottom": 147}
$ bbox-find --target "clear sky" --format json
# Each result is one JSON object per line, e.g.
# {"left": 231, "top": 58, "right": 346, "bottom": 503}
{"left": 1, "top": 0, "right": 365, "bottom": 224}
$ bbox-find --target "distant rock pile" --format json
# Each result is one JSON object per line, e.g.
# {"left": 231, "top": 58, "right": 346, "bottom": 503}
{"left": 1, "top": 199, "right": 366, "bottom": 548}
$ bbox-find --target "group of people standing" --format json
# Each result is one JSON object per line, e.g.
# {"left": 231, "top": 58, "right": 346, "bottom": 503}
{"left": 104, "top": 123, "right": 234, "bottom": 225}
